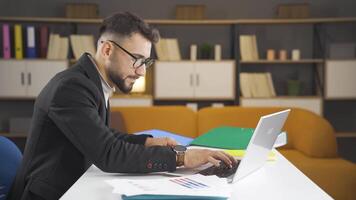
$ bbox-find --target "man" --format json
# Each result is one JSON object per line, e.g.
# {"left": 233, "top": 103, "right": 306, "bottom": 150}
{"left": 9, "top": 12, "right": 235, "bottom": 200}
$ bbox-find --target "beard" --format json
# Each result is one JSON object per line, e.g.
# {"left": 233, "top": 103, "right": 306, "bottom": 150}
{"left": 107, "top": 66, "right": 137, "bottom": 94}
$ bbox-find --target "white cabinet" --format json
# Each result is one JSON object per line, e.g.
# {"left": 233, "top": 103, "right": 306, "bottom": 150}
{"left": 0, "top": 60, "right": 27, "bottom": 97}
{"left": 325, "top": 60, "right": 356, "bottom": 99}
{"left": 154, "top": 62, "right": 194, "bottom": 98}
{"left": 154, "top": 61, "right": 235, "bottom": 100}
{"left": 240, "top": 97, "right": 323, "bottom": 115}
{"left": 0, "top": 60, "right": 68, "bottom": 98}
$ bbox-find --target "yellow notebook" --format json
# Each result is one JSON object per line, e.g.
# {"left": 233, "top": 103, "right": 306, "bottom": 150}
{"left": 224, "top": 149, "right": 276, "bottom": 161}
{"left": 14, "top": 24, "right": 23, "bottom": 59}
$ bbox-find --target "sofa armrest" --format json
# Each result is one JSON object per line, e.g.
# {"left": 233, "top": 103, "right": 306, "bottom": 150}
{"left": 197, "top": 107, "right": 338, "bottom": 158}
{"left": 286, "top": 108, "right": 338, "bottom": 158}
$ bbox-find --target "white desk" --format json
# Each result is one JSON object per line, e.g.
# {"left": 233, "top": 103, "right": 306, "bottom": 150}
{"left": 60, "top": 151, "right": 332, "bottom": 200}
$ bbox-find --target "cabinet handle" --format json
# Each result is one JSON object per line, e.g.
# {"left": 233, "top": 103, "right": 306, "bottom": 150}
{"left": 28, "top": 73, "right": 31, "bottom": 86}
{"left": 21, "top": 72, "right": 25, "bottom": 85}
{"left": 190, "top": 74, "right": 193, "bottom": 86}
{"left": 196, "top": 74, "right": 199, "bottom": 86}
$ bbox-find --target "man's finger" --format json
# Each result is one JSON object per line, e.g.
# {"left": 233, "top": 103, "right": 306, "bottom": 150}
{"left": 207, "top": 156, "right": 220, "bottom": 167}
{"left": 222, "top": 151, "right": 237, "bottom": 164}
{"left": 213, "top": 151, "right": 232, "bottom": 167}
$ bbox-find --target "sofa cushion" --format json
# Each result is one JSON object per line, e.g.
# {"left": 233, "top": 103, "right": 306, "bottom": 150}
{"left": 111, "top": 106, "right": 197, "bottom": 138}
{"left": 197, "top": 107, "right": 337, "bottom": 158}
{"left": 280, "top": 149, "right": 356, "bottom": 200}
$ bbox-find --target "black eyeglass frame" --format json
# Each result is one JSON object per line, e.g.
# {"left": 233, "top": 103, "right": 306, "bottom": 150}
{"left": 103, "top": 40, "right": 155, "bottom": 69}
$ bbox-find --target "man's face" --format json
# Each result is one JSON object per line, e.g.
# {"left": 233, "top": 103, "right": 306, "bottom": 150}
{"left": 105, "top": 33, "right": 151, "bottom": 93}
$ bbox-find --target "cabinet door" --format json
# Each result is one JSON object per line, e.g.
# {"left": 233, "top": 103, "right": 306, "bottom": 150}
{"left": 0, "top": 60, "right": 27, "bottom": 98}
{"left": 194, "top": 61, "right": 235, "bottom": 99}
{"left": 26, "top": 60, "right": 67, "bottom": 97}
{"left": 154, "top": 62, "right": 195, "bottom": 99}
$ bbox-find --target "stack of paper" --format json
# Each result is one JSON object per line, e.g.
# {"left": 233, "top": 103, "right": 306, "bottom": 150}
{"left": 154, "top": 38, "right": 181, "bottom": 61}
{"left": 69, "top": 34, "right": 96, "bottom": 59}
{"left": 239, "top": 35, "right": 259, "bottom": 61}
{"left": 240, "top": 72, "right": 276, "bottom": 97}
{"left": 47, "top": 34, "right": 69, "bottom": 59}
{"left": 106, "top": 174, "right": 231, "bottom": 200}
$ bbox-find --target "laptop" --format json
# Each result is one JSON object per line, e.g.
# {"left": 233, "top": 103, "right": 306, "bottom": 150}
{"left": 198, "top": 109, "right": 290, "bottom": 183}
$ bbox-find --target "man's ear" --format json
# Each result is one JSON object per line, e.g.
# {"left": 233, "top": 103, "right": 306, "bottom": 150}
{"left": 100, "top": 41, "right": 113, "bottom": 58}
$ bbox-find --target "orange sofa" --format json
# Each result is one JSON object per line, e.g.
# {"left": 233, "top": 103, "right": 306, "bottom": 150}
{"left": 111, "top": 106, "right": 356, "bottom": 200}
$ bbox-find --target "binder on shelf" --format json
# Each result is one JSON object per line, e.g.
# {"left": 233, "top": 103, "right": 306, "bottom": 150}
{"left": 26, "top": 26, "right": 37, "bottom": 58}
{"left": 39, "top": 26, "right": 49, "bottom": 58}
{"left": 2, "top": 24, "right": 11, "bottom": 59}
{"left": 14, "top": 24, "right": 23, "bottom": 59}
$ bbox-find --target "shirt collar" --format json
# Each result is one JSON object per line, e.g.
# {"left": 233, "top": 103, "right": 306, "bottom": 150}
{"left": 87, "top": 54, "right": 115, "bottom": 104}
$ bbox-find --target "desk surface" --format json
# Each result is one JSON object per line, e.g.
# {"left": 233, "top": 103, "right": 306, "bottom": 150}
{"left": 60, "top": 151, "right": 332, "bottom": 200}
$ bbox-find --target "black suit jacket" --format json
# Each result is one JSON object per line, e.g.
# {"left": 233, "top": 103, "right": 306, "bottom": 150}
{"left": 8, "top": 53, "right": 176, "bottom": 200}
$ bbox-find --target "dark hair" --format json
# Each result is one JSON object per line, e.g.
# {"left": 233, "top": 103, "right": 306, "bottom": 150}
{"left": 99, "top": 12, "right": 160, "bottom": 43}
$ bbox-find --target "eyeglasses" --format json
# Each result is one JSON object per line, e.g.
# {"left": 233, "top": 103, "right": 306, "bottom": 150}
{"left": 104, "top": 40, "right": 155, "bottom": 69}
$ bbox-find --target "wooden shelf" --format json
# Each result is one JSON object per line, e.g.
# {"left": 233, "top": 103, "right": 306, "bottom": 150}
{"left": 239, "top": 59, "right": 324, "bottom": 64}
{"left": 0, "top": 133, "right": 27, "bottom": 138}
{"left": 111, "top": 94, "right": 153, "bottom": 99}
{"left": 156, "top": 60, "right": 235, "bottom": 63}
{"left": 240, "top": 96, "right": 321, "bottom": 99}
{"left": 1, "top": 16, "right": 356, "bottom": 25}
{"left": 0, "top": 58, "right": 68, "bottom": 61}
{"left": 335, "top": 132, "right": 356, "bottom": 138}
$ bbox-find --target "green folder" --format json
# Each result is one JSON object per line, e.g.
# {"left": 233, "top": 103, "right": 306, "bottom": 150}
{"left": 190, "top": 126, "right": 254, "bottom": 150}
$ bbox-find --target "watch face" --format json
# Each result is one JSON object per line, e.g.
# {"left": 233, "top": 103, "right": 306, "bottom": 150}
{"left": 174, "top": 145, "right": 187, "bottom": 152}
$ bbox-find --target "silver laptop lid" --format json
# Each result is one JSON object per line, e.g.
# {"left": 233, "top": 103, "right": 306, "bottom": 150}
{"left": 228, "top": 109, "right": 290, "bottom": 183}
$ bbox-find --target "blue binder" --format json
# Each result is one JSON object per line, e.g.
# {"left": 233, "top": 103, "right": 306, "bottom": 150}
{"left": 134, "top": 129, "right": 193, "bottom": 146}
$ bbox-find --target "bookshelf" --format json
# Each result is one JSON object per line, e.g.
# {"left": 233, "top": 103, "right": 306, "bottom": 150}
{"left": 0, "top": 15, "right": 355, "bottom": 131}
{"left": 1, "top": 16, "right": 356, "bottom": 25}
{"left": 335, "top": 132, "right": 356, "bottom": 138}
{"left": 239, "top": 59, "right": 324, "bottom": 64}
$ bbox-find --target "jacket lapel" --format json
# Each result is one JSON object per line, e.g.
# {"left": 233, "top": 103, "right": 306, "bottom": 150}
{"left": 77, "top": 53, "right": 107, "bottom": 123}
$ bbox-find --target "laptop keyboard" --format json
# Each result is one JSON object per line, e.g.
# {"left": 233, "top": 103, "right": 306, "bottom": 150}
{"left": 198, "top": 160, "right": 240, "bottom": 178}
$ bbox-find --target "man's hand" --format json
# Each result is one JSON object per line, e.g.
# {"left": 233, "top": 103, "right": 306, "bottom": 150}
{"left": 145, "top": 137, "right": 178, "bottom": 147}
{"left": 184, "top": 149, "right": 236, "bottom": 169}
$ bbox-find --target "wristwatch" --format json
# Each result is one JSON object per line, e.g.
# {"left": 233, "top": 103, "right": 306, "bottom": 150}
{"left": 172, "top": 145, "right": 187, "bottom": 167}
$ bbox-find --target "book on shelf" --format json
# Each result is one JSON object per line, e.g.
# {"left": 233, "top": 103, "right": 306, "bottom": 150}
{"left": 47, "top": 33, "right": 68, "bottom": 59}
{"left": 239, "top": 35, "right": 259, "bottom": 61}
{"left": 26, "top": 26, "right": 37, "bottom": 58}
{"left": 2, "top": 24, "right": 11, "bottom": 59}
{"left": 69, "top": 34, "right": 96, "bottom": 59}
{"left": 39, "top": 26, "right": 49, "bottom": 58}
{"left": 14, "top": 24, "right": 23, "bottom": 59}
{"left": 154, "top": 38, "right": 181, "bottom": 61}
{"left": 239, "top": 72, "right": 276, "bottom": 98}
